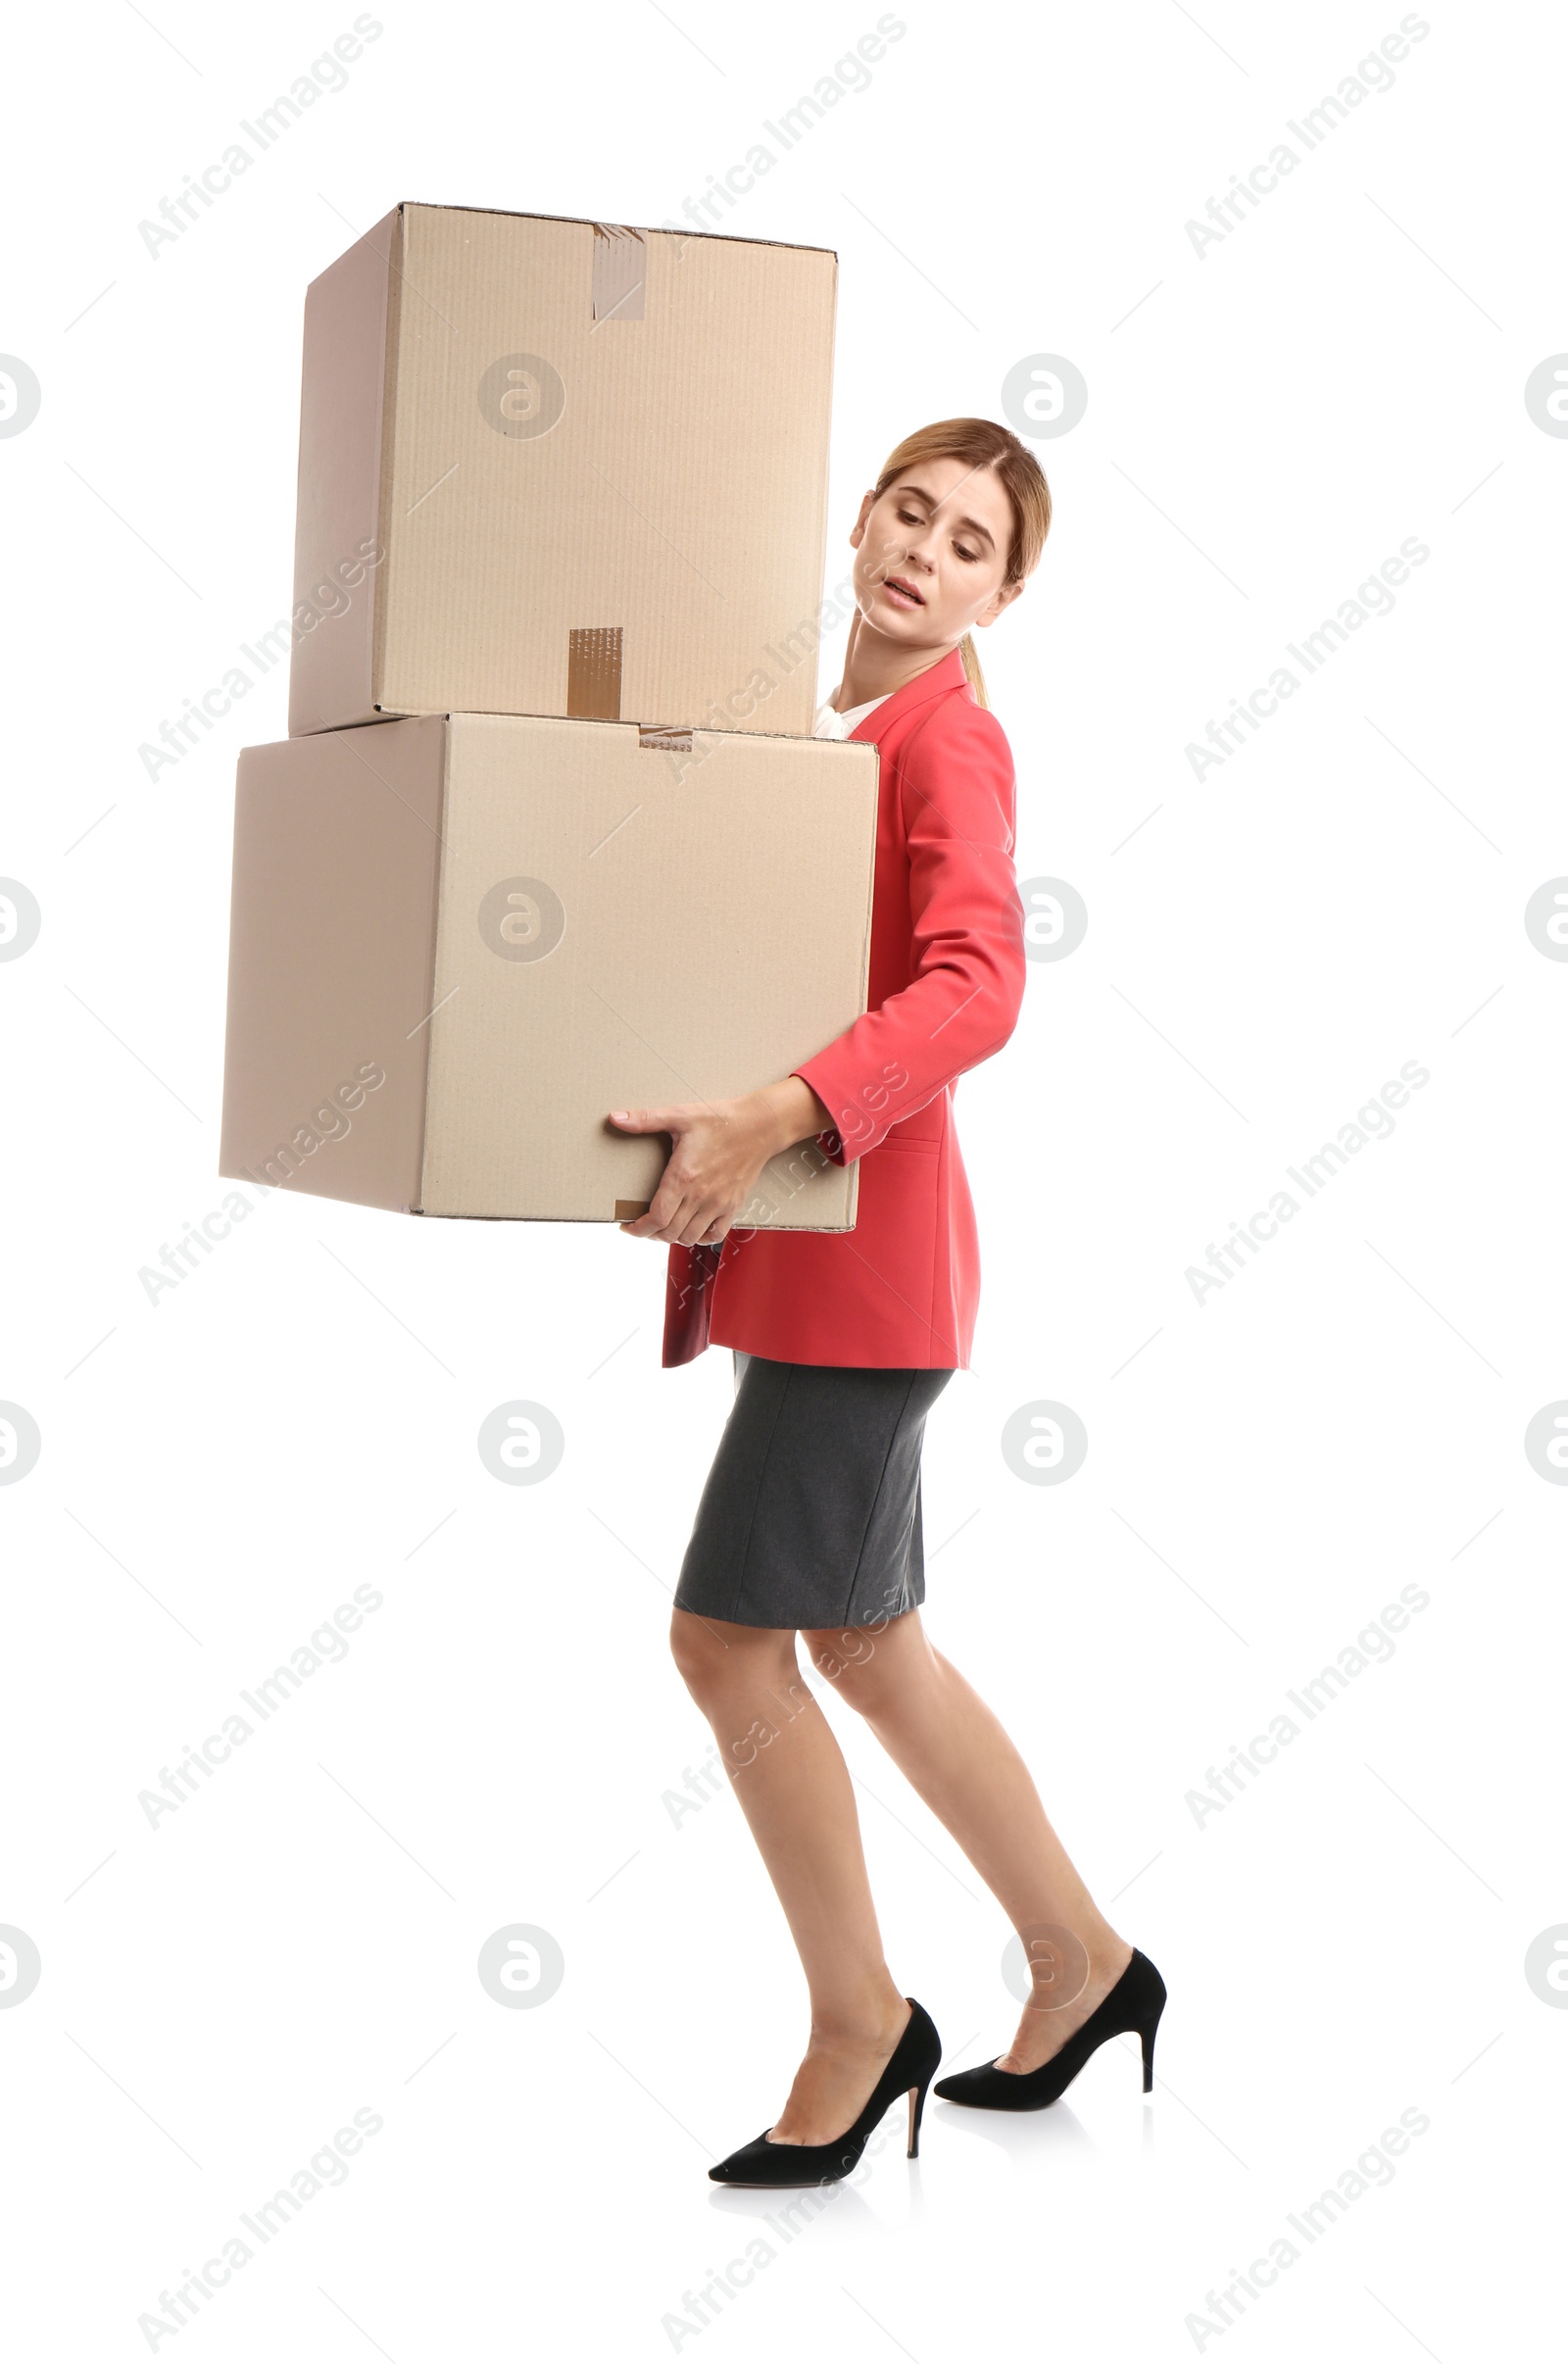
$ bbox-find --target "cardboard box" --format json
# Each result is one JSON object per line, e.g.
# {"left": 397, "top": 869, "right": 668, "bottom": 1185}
{"left": 289, "top": 204, "right": 838, "bottom": 738}
{"left": 219, "top": 714, "right": 876, "bottom": 1225}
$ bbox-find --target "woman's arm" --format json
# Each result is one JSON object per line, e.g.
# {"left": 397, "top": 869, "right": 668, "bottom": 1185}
{"left": 610, "top": 695, "right": 1023, "bottom": 1245}
{"left": 792, "top": 699, "right": 1026, "bottom": 1162}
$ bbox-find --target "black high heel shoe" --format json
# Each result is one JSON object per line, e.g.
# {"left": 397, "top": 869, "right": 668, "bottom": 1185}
{"left": 934, "top": 1949, "right": 1166, "bottom": 2112}
{"left": 708, "top": 1999, "right": 942, "bottom": 2187}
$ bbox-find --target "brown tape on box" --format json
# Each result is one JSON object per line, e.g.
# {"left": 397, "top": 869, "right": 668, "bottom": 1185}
{"left": 591, "top": 224, "right": 647, "bottom": 323}
{"left": 566, "top": 626, "right": 623, "bottom": 719}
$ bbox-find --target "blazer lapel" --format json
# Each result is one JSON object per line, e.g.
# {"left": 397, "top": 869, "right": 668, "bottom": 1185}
{"left": 848, "top": 645, "right": 967, "bottom": 743}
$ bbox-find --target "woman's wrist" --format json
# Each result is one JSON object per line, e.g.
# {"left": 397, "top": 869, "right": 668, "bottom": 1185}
{"left": 746, "top": 1074, "right": 834, "bottom": 1161}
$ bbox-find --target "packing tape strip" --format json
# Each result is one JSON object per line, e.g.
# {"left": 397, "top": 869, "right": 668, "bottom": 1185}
{"left": 591, "top": 224, "right": 647, "bottom": 323}
{"left": 566, "top": 626, "right": 623, "bottom": 719}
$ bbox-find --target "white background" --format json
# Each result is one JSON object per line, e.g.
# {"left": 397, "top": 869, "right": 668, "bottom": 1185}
{"left": 2, "top": 1, "right": 1564, "bottom": 2356}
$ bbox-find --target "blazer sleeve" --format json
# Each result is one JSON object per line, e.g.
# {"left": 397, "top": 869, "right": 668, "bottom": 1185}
{"left": 792, "top": 695, "right": 1027, "bottom": 1164}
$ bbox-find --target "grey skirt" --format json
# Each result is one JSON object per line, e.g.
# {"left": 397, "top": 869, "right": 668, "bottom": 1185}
{"left": 673, "top": 1351, "right": 956, "bottom": 1632}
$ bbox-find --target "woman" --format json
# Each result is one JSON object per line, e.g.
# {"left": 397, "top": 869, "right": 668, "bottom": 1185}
{"left": 609, "top": 419, "right": 1164, "bottom": 2188}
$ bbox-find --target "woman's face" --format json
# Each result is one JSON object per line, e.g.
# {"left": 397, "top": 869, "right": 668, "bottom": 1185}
{"left": 849, "top": 454, "right": 1022, "bottom": 655}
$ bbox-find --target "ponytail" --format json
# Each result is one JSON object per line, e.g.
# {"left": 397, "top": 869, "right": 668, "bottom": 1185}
{"left": 957, "top": 631, "right": 989, "bottom": 710}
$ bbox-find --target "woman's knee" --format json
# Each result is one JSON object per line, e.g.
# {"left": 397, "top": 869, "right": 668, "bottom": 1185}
{"left": 801, "top": 1617, "right": 910, "bottom": 1712}
{"left": 668, "top": 1606, "right": 796, "bottom": 1703}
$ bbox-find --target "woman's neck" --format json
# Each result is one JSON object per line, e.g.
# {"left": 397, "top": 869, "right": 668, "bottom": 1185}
{"left": 833, "top": 616, "right": 960, "bottom": 713}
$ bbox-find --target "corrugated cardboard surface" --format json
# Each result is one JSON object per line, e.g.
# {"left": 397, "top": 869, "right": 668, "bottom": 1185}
{"left": 219, "top": 714, "right": 877, "bottom": 1227}
{"left": 219, "top": 716, "right": 448, "bottom": 1207}
{"left": 289, "top": 202, "right": 838, "bottom": 737}
{"left": 288, "top": 206, "right": 398, "bottom": 734}
{"left": 419, "top": 714, "right": 875, "bottom": 1223}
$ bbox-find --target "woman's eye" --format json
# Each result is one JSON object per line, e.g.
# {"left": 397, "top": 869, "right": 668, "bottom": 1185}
{"left": 956, "top": 545, "right": 979, "bottom": 563}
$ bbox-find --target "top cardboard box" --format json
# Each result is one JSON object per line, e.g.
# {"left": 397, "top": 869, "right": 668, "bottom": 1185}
{"left": 289, "top": 203, "right": 839, "bottom": 738}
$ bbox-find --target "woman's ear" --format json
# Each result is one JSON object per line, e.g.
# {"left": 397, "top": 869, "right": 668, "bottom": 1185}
{"left": 973, "top": 579, "right": 1025, "bottom": 630}
{"left": 847, "top": 489, "right": 876, "bottom": 548}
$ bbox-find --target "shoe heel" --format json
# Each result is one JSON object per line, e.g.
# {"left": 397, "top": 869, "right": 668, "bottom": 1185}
{"left": 1139, "top": 2007, "right": 1162, "bottom": 2093}
{"left": 906, "top": 2077, "right": 931, "bottom": 2159}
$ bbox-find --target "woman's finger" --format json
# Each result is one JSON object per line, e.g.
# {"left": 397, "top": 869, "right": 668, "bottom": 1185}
{"left": 639, "top": 1175, "right": 708, "bottom": 1242}
{"left": 618, "top": 1170, "right": 688, "bottom": 1238}
{"left": 607, "top": 1106, "right": 683, "bottom": 1137}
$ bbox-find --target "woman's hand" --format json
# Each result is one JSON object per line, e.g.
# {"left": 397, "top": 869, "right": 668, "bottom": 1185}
{"left": 609, "top": 1076, "right": 834, "bottom": 1247}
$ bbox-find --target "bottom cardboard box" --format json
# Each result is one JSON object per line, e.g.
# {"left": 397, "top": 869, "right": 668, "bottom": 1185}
{"left": 219, "top": 712, "right": 877, "bottom": 1225}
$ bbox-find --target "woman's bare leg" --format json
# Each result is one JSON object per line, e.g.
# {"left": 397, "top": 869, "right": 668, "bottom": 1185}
{"left": 669, "top": 1607, "right": 910, "bottom": 2142}
{"left": 801, "top": 1608, "right": 1133, "bottom": 2074}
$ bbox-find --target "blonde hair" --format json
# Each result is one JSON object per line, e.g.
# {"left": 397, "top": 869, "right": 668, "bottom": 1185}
{"left": 865, "top": 418, "right": 1052, "bottom": 710}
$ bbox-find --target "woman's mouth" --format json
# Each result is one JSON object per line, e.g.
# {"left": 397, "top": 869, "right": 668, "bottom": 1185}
{"left": 882, "top": 575, "right": 925, "bottom": 610}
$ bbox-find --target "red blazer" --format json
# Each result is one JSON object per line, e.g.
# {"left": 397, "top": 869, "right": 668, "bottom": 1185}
{"left": 662, "top": 645, "right": 1026, "bottom": 1369}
